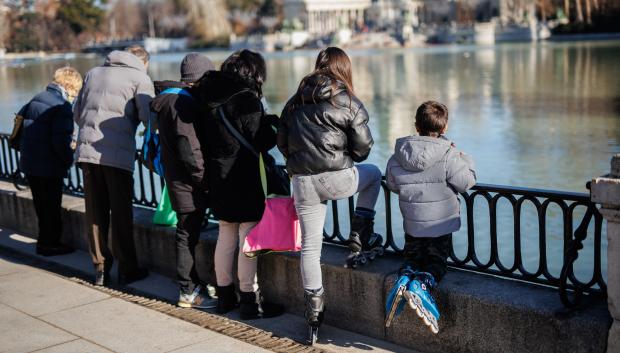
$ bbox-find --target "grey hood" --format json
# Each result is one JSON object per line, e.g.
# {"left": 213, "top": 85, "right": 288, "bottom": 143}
{"left": 104, "top": 50, "right": 146, "bottom": 72}
{"left": 385, "top": 135, "right": 476, "bottom": 238}
{"left": 394, "top": 136, "right": 452, "bottom": 172}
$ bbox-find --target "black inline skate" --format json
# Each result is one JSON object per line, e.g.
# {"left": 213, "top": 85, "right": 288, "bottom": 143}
{"left": 304, "top": 288, "right": 325, "bottom": 345}
{"left": 344, "top": 215, "right": 384, "bottom": 269}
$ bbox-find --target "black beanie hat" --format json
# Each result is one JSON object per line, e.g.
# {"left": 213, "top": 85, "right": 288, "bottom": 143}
{"left": 180, "top": 53, "right": 215, "bottom": 83}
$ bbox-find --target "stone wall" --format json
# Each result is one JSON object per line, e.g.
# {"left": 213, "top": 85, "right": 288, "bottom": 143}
{"left": 0, "top": 180, "right": 611, "bottom": 353}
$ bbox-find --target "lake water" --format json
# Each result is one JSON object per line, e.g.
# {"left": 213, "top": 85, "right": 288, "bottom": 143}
{"left": 1, "top": 41, "right": 618, "bottom": 284}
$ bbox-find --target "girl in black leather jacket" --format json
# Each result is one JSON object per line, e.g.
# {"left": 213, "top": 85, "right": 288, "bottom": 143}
{"left": 277, "top": 47, "right": 383, "bottom": 343}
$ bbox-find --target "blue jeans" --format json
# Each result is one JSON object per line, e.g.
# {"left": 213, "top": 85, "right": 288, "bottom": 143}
{"left": 292, "top": 164, "right": 382, "bottom": 291}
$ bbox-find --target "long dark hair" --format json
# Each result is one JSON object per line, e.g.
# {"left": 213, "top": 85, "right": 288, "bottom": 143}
{"left": 221, "top": 49, "right": 266, "bottom": 97}
{"left": 292, "top": 47, "right": 355, "bottom": 108}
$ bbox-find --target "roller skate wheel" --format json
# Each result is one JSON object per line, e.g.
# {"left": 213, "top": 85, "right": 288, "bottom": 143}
{"left": 368, "top": 252, "right": 376, "bottom": 260}
{"left": 423, "top": 315, "right": 431, "bottom": 327}
{"left": 415, "top": 307, "right": 424, "bottom": 318}
{"left": 376, "top": 248, "right": 384, "bottom": 256}
{"left": 309, "top": 327, "right": 318, "bottom": 345}
{"left": 412, "top": 293, "right": 422, "bottom": 306}
{"left": 359, "top": 256, "right": 367, "bottom": 265}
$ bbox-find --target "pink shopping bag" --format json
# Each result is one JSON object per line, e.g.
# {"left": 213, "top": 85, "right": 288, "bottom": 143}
{"left": 243, "top": 197, "right": 302, "bottom": 258}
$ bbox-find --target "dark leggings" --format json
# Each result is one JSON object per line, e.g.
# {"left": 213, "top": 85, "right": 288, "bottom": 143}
{"left": 402, "top": 233, "right": 452, "bottom": 282}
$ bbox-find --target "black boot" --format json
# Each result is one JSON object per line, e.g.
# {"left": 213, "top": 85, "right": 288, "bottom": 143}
{"left": 345, "top": 215, "right": 384, "bottom": 268}
{"left": 239, "top": 290, "right": 285, "bottom": 320}
{"left": 304, "top": 288, "right": 325, "bottom": 345}
{"left": 216, "top": 285, "right": 238, "bottom": 314}
{"left": 348, "top": 215, "right": 383, "bottom": 251}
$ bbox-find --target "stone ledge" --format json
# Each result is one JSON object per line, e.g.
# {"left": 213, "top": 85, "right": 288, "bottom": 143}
{"left": 592, "top": 176, "right": 620, "bottom": 207}
{"left": 0, "top": 180, "right": 611, "bottom": 353}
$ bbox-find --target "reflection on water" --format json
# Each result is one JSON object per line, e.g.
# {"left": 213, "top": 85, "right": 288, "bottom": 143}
{"left": 2, "top": 41, "right": 619, "bottom": 282}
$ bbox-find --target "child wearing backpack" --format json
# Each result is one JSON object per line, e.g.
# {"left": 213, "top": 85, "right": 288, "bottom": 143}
{"left": 384, "top": 101, "right": 476, "bottom": 333}
{"left": 151, "top": 53, "right": 216, "bottom": 308}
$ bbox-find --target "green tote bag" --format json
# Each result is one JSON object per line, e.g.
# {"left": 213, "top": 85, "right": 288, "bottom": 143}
{"left": 153, "top": 185, "right": 178, "bottom": 226}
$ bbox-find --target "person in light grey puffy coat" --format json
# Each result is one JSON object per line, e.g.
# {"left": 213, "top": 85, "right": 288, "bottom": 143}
{"left": 73, "top": 46, "right": 154, "bottom": 286}
{"left": 385, "top": 101, "right": 476, "bottom": 283}
{"left": 74, "top": 49, "right": 155, "bottom": 171}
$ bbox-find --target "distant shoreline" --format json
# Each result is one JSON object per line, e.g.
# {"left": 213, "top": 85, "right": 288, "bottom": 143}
{"left": 547, "top": 32, "right": 620, "bottom": 42}
{"left": 1, "top": 32, "right": 620, "bottom": 60}
{"left": 0, "top": 52, "right": 98, "bottom": 61}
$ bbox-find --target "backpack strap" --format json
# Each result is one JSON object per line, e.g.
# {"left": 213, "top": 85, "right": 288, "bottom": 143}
{"left": 160, "top": 87, "right": 194, "bottom": 99}
{"left": 149, "top": 87, "right": 194, "bottom": 133}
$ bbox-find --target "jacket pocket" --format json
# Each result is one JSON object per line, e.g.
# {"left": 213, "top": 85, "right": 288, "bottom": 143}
{"left": 315, "top": 168, "right": 356, "bottom": 200}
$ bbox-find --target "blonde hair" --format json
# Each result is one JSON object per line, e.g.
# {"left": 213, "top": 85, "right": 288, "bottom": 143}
{"left": 126, "top": 45, "right": 150, "bottom": 63}
{"left": 53, "top": 66, "right": 83, "bottom": 98}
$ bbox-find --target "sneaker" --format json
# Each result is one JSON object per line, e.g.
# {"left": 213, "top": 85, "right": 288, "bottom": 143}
{"left": 178, "top": 285, "right": 217, "bottom": 309}
{"left": 36, "top": 244, "right": 74, "bottom": 257}
{"left": 404, "top": 272, "right": 440, "bottom": 334}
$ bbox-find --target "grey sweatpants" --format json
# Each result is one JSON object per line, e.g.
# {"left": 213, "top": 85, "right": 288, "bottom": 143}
{"left": 292, "top": 164, "right": 382, "bottom": 291}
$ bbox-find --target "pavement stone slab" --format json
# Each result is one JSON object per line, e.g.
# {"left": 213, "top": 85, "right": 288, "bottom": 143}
{"left": 0, "top": 268, "right": 109, "bottom": 317}
{"left": 167, "top": 338, "right": 271, "bottom": 353}
{"left": 0, "top": 303, "right": 76, "bottom": 353}
{"left": 34, "top": 339, "right": 114, "bottom": 353}
{"left": 229, "top": 312, "right": 419, "bottom": 353}
{"left": 0, "top": 255, "right": 33, "bottom": 277}
{"left": 40, "top": 298, "right": 217, "bottom": 353}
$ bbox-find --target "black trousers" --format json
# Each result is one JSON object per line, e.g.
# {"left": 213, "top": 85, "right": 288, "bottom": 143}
{"left": 176, "top": 209, "right": 206, "bottom": 294}
{"left": 403, "top": 233, "right": 452, "bottom": 282}
{"left": 82, "top": 163, "right": 139, "bottom": 274}
{"left": 27, "top": 175, "right": 64, "bottom": 247}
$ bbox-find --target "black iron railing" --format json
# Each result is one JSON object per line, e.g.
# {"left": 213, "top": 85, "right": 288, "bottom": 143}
{"left": 0, "top": 133, "right": 606, "bottom": 307}
{"left": 1, "top": 134, "right": 166, "bottom": 208}
{"left": 321, "top": 180, "right": 606, "bottom": 306}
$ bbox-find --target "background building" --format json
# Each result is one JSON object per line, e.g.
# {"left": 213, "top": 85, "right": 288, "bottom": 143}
{"left": 283, "top": 0, "right": 371, "bottom": 34}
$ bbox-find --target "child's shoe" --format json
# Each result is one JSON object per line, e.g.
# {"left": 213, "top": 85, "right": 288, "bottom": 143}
{"left": 178, "top": 285, "right": 217, "bottom": 309}
{"left": 404, "top": 272, "right": 440, "bottom": 334}
{"left": 385, "top": 267, "right": 415, "bottom": 327}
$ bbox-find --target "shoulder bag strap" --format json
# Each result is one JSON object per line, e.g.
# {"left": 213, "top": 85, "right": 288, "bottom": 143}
{"left": 213, "top": 88, "right": 262, "bottom": 158}
{"left": 216, "top": 106, "right": 260, "bottom": 159}
{"left": 215, "top": 91, "right": 271, "bottom": 197}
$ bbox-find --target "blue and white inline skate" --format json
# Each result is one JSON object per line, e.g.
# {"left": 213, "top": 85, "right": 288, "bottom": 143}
{"left": 345, "top": 216, "right": 384, "bottom": 269}
{"left": 385, "top": 267, "right": 415, "bottom": 327}
{"left": 404, "top": 272, "right": 440, "bottom": 334}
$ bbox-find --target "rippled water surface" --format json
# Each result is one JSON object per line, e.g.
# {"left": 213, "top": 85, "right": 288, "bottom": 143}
{"left": 2, "top": 41, "right": 619, "bottom": 282}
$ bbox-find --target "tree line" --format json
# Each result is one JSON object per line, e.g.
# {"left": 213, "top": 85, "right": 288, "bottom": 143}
{"left": 1, "top": 0, "right": 619, "bottom": 52}
{"left": 0, "top": 0, "right": 279, "bottom": 52}
{"left": 529, "top": 0, "right": 619, "bottom": 33}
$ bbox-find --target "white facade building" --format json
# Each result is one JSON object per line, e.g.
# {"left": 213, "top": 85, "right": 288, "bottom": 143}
{"left": 283, "top": 0, "right": 372, "bottom": 34}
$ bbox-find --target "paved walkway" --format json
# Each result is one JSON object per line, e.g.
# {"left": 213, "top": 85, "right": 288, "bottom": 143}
{"left": 0, "top": 254, "right": 270, "bottom": 353}
{"left": 0, "top": 228, "right": 418, "bottom": 353}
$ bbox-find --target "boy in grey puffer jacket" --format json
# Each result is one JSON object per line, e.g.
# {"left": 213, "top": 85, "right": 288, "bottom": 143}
{"left": 384, "top": 101, "right": 476, "bottom": 333}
